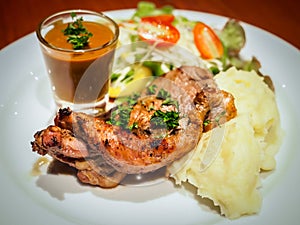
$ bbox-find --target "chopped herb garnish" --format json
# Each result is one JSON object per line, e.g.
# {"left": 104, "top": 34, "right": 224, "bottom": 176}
{"left": 129, "top": 122, "right": 139, "bottom": 130}
{"left": 118, "top": 92, "right": 140, "bottom": 106}
{"left": 162, "top": 98, "right": 179, "bottom": 108}
{"left": 63, "top": 13, "right": 93, "bottom": 50}
{"left": 107, "top": 105, "right": 132, "bottom": 129}
{"left": 203, "top": 119, "right": 211, "bottom": 127}
{"left": 204, "top": 111, "right": 226, "bottom": 127}
{"left": 151, "top": 110, "right": 180, "bottom": 130}
{"left": 66, "top": 34, "right": 92, "bottom": 49}
{"left": 215, "top": 111, "right": 226, "bottom": 126}
{"left": 107, "top": 88, "right": 180, "bottom": 133}
{"left": 146, "top": 84, "right": 157, "bottom": 95}
{"left": 107, "top": 92, "right": 140, "bottom": 130}
{"left": 156, "top": 88, "right": 179, "bottom": 108}
{"left": 157, "top": 88, "right": 170, "bottom": 100}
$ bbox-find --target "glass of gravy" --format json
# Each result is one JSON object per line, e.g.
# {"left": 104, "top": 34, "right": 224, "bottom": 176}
{"left": 36, "top": 9, "right": 119, "bottom": 112}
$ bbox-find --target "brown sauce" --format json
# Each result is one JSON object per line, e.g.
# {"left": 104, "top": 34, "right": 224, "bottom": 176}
{"left": 42, "top": 21, "right": 116, "bottom": 103}
{"left": 45, "top": 21, "right": 114, "bottom": 51}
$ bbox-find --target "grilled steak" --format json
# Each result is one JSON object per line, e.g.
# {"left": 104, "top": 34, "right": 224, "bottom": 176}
{"left": 31, "top": 66, "right": 237, "bottom": 187}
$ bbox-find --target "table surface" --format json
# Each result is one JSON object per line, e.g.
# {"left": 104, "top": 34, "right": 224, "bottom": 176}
{"left": 0, "top": 0, "right": 299, "bottom": 50}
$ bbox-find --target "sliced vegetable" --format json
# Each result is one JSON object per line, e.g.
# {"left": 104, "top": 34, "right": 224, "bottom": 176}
{"left": 109, "top": 64, "right": 153, "bottom": 98}
{"left": 117, "top": 2, "right": 267, "bottom": 86}
{"left": 142, "top": 61, "right": 172, "bottom": 76}
{"left": 138, "top": 20, "right": 180, "bottom": 44}
{"left": 141, "top": 14, "right": 175, "bottom": 24}
{"left": 193, "top": 22, "right": 224, "bottom": 59}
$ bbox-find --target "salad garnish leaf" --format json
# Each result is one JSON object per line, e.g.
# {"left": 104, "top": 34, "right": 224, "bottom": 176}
{"left": 218, "top": 19, "right": 246, "bottom": 56}
{"left": 132, "top": 1, "right": 174, "bottom": 20}
{"left": 226, "top": 56, "right": 261, "bottom": 72}
{"left": 142, "top": 61, "right": 173, "bottom": 76}
{"left": 115, "top": 2, "right": 273, "bottom": 91}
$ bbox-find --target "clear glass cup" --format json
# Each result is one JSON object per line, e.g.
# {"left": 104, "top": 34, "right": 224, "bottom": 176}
{"left": 36, "top": 9, "right": 119, "bottom": 112}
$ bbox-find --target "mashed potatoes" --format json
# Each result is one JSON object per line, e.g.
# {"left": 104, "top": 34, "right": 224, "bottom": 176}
{"left": 168, "top": 67, "right": 283, "bottom": 219}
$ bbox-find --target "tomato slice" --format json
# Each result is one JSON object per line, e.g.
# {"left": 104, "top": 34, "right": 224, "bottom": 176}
{"left": 138, "top": 20, "right": 180, "bottom": 44}
{"left": 138, "top": 15, "right": 179, "bottom": 44}
{"left": 141, "top": 14, "right": 175, "bottom": 24}
{"left": 193, "top": 22, "right": 224, "bottom": 59}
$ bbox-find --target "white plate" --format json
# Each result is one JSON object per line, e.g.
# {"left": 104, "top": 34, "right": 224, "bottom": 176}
{"left": 0, "top": 9, "right": 299, "bottom": 225}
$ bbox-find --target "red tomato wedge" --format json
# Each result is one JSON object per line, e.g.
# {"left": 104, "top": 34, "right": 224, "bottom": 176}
{"left": 141, "top": 14, "right": 175, "bottom": 24}
{"left": 138, "top": 15, "right": 180, "bottom": 44}
{"left": 193, "top": 22, "right": 224, "bottom": 59}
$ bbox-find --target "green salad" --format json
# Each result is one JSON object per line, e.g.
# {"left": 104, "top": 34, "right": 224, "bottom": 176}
{"left": 110, "top": 1, "right": 268, "bottom": 98}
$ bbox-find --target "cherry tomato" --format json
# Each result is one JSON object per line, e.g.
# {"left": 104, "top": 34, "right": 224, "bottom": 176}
{"left": 193, "top": 22, "right": 224, "bottom": 59}
{"left": 138, "top": 15, "right": 179, "bottom": 44}
{"left": 138, "top": 20, "right": 180, "bottom": 44}
{"left": 141, "top": 14, "right": 175, "bottom": 24}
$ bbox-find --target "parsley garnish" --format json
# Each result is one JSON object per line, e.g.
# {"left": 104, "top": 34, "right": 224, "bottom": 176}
{"left": 162, "top": 98, "right": 179, "bottom": 108}
{"left": 146, "top": 84, "right": 157, "bottom": 95}
{"left": 106, "top": 93, "right": 140, "bottom": 130}
{"left": 156, "top": 88, "right": 178, "bottom": 108}
{"left": 203, "top": 119, "right": 211, "bottom": 127}
{"left": 107, "top": 89, "right": 180, "bottom": 133}
{"left": 107, "top": 105, "right": 132, "bottom": 129}
{"left": 156, "top": 88, "right": 170, "bottom": 100}
{"left": 118, "top": 93, "right": 140, "bottom": 106}
{"left": 129, "top": 122, "right": 139, "bottom": 130}
{"left": 215, "top": 111, "right": 226, "bottom": 126}
{"left": 63, "top": 12, "right": 93, "bottom": 49}
{"left": 204, "top": 111, "right": 226, "bottom": 127}
{"left": 151, "top": 110, "right": 180, "bottom": 130}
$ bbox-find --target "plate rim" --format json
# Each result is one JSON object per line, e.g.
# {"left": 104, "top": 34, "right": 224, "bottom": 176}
{"left": 0, "top": 8, "right": 299, "bottom": 225}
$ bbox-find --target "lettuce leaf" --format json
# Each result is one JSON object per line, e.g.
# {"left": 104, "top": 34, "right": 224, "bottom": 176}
{"left": 219, "top": 19, "right": 246, "bottom": 56}
{"left": 132, "top": 1, "right": 174, "bottom": 19}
